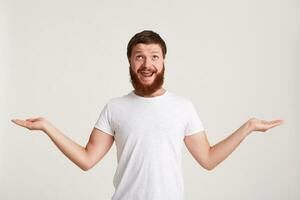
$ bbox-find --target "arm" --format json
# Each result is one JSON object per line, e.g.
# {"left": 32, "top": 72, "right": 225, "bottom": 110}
{"left": 184, "top": 118, "right": 284, "bottom": 171}
{"left": 11, "top": 117, "right": 114, "bottom": 171}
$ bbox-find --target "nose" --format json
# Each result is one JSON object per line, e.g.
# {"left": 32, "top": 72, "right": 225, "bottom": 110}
{"left": 143, "top": 57, "right": 153, "bottom": 68}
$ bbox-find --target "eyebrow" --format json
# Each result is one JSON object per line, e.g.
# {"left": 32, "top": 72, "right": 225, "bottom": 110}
{"left": 133, "top": 50, "right": 161, "bottom": 54}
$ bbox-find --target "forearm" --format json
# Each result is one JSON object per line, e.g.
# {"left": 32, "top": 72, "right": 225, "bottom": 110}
{"left": 207, "top": 122, "right": 252, "bottom": 170}
{"left": 43, "top": 123, "right": 90, "bottom": 171}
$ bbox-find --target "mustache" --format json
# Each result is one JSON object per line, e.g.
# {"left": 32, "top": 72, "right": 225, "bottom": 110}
{"left": 137, "top": 67, "right": 158, "bottom": 73}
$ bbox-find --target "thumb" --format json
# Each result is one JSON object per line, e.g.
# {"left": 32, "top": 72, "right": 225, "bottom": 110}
{"left": 26, "top": 117, "right": 45, "bottom": 122}
{"left": 26, "top": 118, "right": 39, "bottom": 122}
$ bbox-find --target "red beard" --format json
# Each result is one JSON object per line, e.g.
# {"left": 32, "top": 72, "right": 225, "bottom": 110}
{"left": 129, "top": 65, "right": 165, "bottom": 96}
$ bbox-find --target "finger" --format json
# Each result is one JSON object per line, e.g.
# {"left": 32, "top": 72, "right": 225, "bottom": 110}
{"left": 271, "top": 119, "right": 284, "bottom": 124}
{"left": 11, "top": 119, "right": 25, "bottom": 126}
{"left": 267, "top": 120, "right": 284, "bottom": 129}
{"left": 269, "top": 120, "right": 284, "bottom": 126}
{"left": 11, "top": 119, "right": 29, "bottom": 128}
{"left": 260, "top": 119, "right": 283, "bottom": 126}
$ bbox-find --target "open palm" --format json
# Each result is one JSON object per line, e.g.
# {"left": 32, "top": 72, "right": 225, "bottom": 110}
{"left": 248, "top": 118, "right": 284, "bottom": 132}
{"left": 11, "top": 117, "right": 48, "bottom": 131}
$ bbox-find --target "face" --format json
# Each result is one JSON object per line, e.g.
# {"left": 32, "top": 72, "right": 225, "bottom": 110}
{"left": 129, "top": 43, "right": 165, "bottom": 96}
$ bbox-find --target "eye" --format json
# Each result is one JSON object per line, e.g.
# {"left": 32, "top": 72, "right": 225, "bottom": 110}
{"left": 136, "top": 55, "right": 143, "bottom": 60}
{"left": 152, "top": 55, "right": 159, "bottom": 60}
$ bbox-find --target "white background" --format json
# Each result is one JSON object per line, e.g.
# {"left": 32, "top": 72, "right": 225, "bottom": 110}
{"left": 1, "top": 0, "right": 299, "bottom": 199}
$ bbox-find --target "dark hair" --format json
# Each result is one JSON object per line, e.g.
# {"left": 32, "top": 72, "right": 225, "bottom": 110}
{"left": 127, "top": 30, "right": 167, "bottom": 60}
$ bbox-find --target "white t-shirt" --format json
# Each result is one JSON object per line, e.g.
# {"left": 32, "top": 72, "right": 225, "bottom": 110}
{"left": 95, "top": 90, "right": 205, "bottom": 200}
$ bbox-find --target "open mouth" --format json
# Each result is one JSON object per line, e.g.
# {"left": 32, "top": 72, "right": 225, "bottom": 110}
{"left": 140, "top": 71, "right": 154, "bottom": 78}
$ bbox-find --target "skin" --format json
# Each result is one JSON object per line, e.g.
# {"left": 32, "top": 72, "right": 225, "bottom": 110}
{"left": 11, "top": 43, "right": 284, "bottom": 171}
{"left": 129, "top": 43, "right": 166, "bottom": 97}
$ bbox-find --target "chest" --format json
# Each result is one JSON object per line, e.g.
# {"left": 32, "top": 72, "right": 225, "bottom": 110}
{"left": 111, "top": 102, "right": 187, "bottom": 141}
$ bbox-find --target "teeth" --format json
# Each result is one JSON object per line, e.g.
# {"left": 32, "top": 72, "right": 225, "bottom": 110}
{"left": 141, "top": 71, "right": 153, "bottom": 77}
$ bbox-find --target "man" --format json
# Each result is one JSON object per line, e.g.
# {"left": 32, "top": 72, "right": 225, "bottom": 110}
{"left": 12, "top": 30, "right": 284, "bottom": 200}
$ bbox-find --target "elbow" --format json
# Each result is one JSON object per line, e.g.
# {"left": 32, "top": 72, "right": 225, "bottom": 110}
{"left": 81, "top": 166, "right": 90, "bottom": 171}
{"left": 201, "top": 161, "right": 216, "bottom": 171}
{"left": 204, "top": 165, "right": 215, "bottom": 171}
{"left": 80, "top": 157, "right": 102, "bottom": 171}
{"left": 80, "top": 161, "right": 93, "bottom": 172}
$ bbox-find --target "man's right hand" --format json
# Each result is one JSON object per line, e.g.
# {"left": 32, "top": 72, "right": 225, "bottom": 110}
{"left": 11, "top": 117, "right": 49, "bottom": 132}
{"left": 11, "top": 116, "right": 114, "bottom": 171}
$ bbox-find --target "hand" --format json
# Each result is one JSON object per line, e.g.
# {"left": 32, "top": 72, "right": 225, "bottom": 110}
{"left": 11, "top": 117, "right": 50, "bottom": 132}
{"left": 247, "top": 118, "right": 284, "bottom": 133}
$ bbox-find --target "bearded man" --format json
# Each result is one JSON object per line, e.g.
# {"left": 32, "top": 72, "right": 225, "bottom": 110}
{"left": 12, "top": 30, "right": 284, "bottom": 200}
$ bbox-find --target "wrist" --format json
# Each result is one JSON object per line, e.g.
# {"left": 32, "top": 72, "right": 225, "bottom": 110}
{"left": 242, "top": 121, "right": 253, "bottom": 137}
{"left": 42, "top": 120, "right": 52, "bottom": 134}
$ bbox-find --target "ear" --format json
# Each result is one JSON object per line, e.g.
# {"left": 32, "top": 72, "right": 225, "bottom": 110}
{"left": 128, "top": 57, "right": 133, "bottom": 66}
{"left": 129, "top": 63, "right": 134, "bottom": 71}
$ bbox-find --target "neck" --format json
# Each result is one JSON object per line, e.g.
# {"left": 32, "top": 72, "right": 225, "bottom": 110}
{"left": 134, "top": 88, "right": 166, "bottom": 98}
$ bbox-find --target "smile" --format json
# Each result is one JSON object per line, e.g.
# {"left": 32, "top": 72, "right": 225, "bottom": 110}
{"left": 140, "top": 71, "right": 154, "bottom": 78}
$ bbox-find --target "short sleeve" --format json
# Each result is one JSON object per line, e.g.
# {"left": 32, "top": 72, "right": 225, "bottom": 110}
{"left": 94, "top": 104, "right": 115, "bottom": 136}
{"left": 184, "top": 102, "right": 205, "bottom": 136}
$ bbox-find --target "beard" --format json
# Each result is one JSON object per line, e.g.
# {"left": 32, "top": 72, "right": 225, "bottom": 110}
{"left": 129, "top": 65, "right": 165, "bottom": 96}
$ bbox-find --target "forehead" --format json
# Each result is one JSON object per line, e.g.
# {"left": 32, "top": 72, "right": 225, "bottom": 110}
{"left": 132, "top": 43, "right": 163, "bottom": 54}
